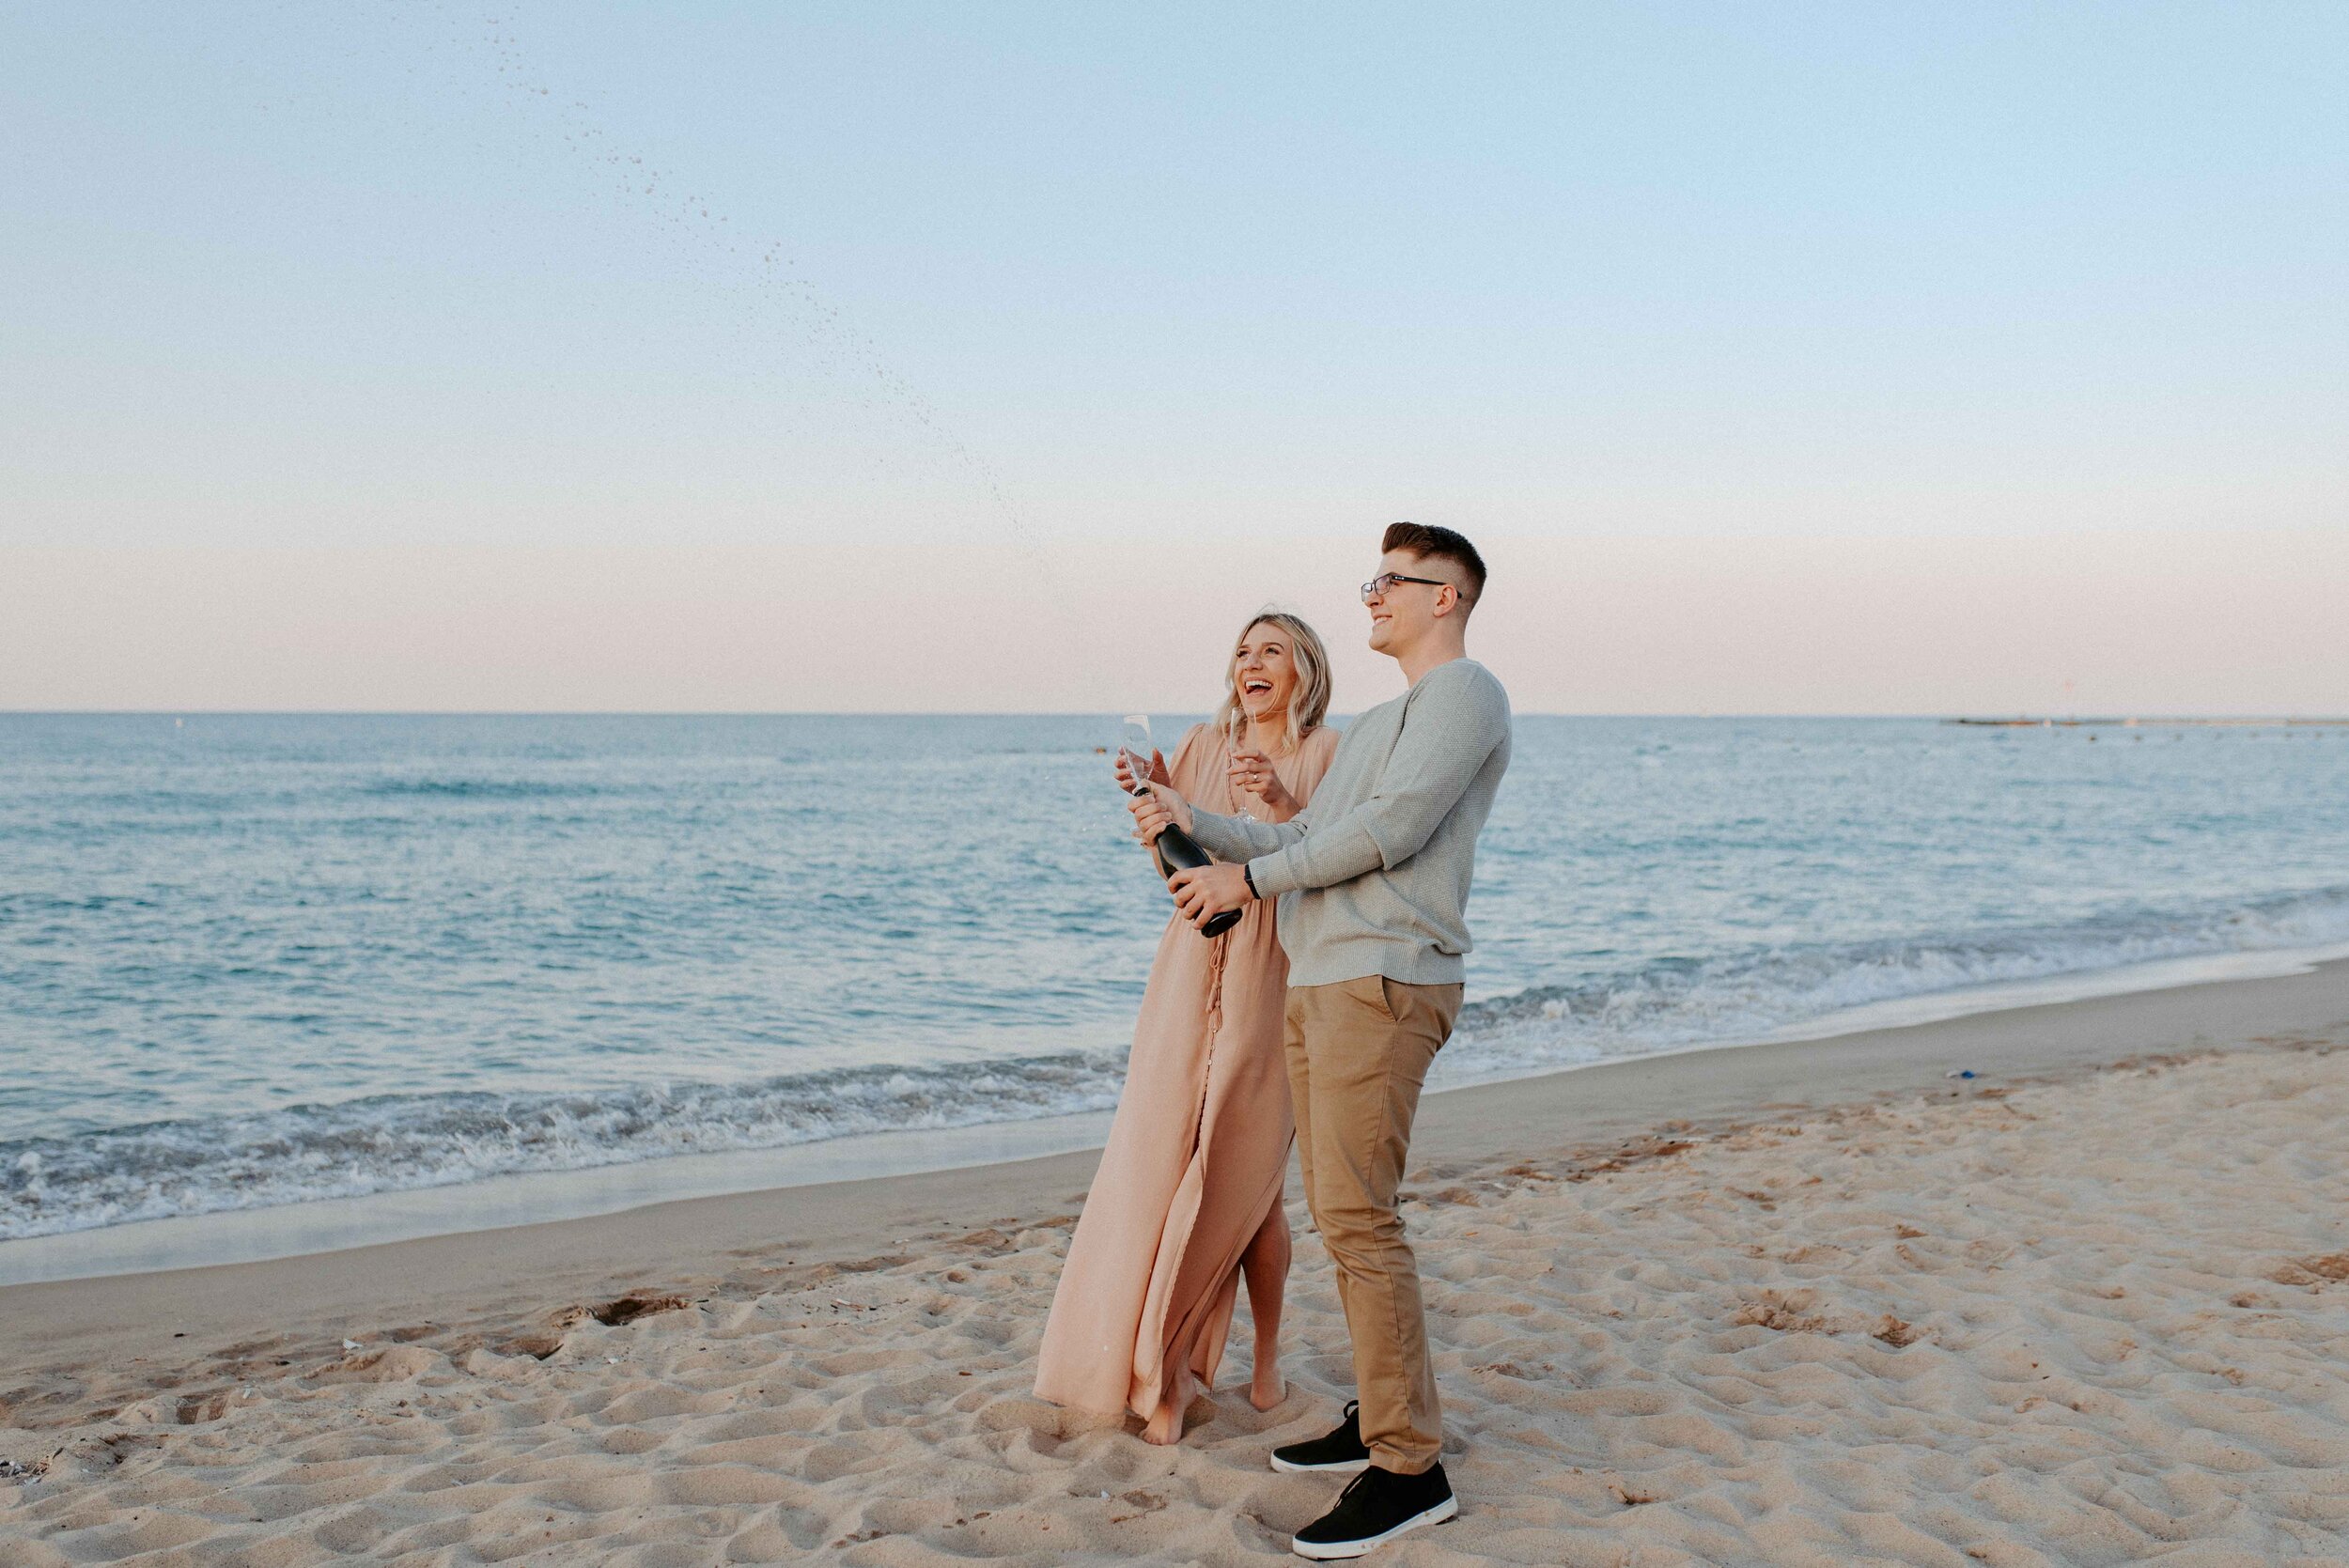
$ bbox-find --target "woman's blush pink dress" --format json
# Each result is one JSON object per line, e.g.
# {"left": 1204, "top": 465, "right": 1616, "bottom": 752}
{"left": 1034, "top": 722, "right": 1338, "bottom": 1428}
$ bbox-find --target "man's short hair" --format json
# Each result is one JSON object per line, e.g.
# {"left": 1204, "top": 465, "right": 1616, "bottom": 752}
{"left": 1382, "top": 521, "right": 1486, "bottom": 608}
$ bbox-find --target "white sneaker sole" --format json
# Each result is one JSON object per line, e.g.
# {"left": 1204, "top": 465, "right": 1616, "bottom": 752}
{"left": 1269, "top": 1452, "right": 1372, "bottom": 1475}
{"left": 1290, "top": 1495, "right": 1457, "bottom": 1559}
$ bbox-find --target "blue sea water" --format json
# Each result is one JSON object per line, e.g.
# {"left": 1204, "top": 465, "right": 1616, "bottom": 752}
{"left": 5, "top": 713, "right": 2348, "bottom": 1242}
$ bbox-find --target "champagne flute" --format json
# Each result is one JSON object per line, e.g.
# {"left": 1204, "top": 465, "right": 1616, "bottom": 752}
{"left": 1225, "top": 711, "right": 1258, "bottom": 822}
{"left": 1120, "top": 715, "right": 1155, "bottom": 796}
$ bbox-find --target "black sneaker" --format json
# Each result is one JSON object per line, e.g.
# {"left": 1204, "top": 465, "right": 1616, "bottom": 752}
{"left": 1269, "top": 1401, "right": 1369, "bottom": 1474}
{"left": 1291, "top": 1464, "right": 1456, "bottom": 1560}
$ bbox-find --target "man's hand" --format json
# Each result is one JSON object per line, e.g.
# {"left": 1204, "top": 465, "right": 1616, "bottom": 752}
{"left": 1128, "top": 781, "right": 1195, "bottom": 846}
{"left": 1168, "top": 862, "right": 1252, "bottom": 928}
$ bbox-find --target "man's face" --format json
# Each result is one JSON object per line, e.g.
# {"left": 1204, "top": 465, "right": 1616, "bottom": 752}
{"left": 1364, "top": 549, "right": 1457, "bottom": 655}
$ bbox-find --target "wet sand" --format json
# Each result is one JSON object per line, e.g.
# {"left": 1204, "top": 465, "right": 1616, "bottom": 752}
{"left": 4, "top": 960, "right": 2346, "bottom": 1564}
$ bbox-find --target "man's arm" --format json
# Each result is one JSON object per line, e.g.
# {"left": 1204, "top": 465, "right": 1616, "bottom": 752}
{"left": 1247, "top": 666, "right": 1508, "bottom": 899}
{"left": 1186, "top": 804, "right": 1306, "bottom": 863}
{"left": 1134, "top": 782, "right": 1307, "bottom": 932}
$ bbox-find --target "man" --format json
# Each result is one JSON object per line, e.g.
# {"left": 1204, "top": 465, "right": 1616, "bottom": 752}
{"left": 1129, "top": 521, "right": 1512, "bottom": 1559}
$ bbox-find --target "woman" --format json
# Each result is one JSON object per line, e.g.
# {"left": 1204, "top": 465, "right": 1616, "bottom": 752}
{"left": 1034, "top": 611, "right": 1339, "bottom": 1444}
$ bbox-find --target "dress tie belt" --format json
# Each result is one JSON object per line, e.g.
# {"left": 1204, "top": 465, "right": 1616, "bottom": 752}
{"left": 1203, "top": 923, "right": 1231, "bottom": 1039}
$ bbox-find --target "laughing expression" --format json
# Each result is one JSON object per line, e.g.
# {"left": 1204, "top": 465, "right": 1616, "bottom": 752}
{"left": 1234, "top": 624, "right": 1299, "bottom": 728}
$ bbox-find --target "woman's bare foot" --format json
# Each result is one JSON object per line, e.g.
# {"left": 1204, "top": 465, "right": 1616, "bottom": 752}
{"left": 1141, "top": 1401, "right": 1185, "bottom": 1445}
{"left": 1249, "top": 1369, "right": 1285, "bottom": 1411}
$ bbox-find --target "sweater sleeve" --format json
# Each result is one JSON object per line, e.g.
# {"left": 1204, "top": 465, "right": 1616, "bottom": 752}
{"left": 1187, "top": 804, "right": 1304, "bottom": 862}
{"left": 1247, "top": 664, "right": 1509, "bottom": 898}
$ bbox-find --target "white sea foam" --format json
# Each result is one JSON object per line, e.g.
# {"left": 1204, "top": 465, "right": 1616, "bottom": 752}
{"left": 0, "top": 1055, "right": 1131, "bottom": 1242}
{"left": 1434, "top": 884, "right": 2349, "bottom": 1088}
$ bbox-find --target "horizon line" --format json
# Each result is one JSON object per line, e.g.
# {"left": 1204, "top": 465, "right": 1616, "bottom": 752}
{"left": 7, "top": 710, "right": 2348, "bottom": 724}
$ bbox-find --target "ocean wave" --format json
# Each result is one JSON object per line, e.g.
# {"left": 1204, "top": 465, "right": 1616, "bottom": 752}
{"left": 8, "top": 883, "right": 2347, "bottom": 1243}
{"left": 358, "top": 778, "right": 599, "bottom": 800}
{"left": 0, "top": 1053, "right": 1130, "bottom": 1242}
{"left": 1434, "top": 883, "right": 2349, "bottom": 1086}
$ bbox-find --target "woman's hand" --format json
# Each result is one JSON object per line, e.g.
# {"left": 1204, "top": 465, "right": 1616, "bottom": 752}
{"left": 1227, "top": 750, "right": 1298, "bottom": 817}
{"left": 1112, "top": 748, "right": 1172, "bottom": 795}
{"left": 1128, "top": 781, "right": 1194, "bottom": 846}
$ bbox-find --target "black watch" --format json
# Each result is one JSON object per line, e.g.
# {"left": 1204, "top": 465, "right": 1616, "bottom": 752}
{"left": 1242, "top": 863, "right": 1258, "bottom": 898}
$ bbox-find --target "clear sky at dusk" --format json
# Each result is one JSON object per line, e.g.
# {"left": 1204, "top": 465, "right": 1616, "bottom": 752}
{"left": 4, "top": 3, "right": 2344, "bottom": 713}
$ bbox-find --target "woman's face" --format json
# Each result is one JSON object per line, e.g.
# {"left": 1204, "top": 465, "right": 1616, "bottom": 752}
{"left": 1233, "top": 623, "right": 1301, "bottom": 729}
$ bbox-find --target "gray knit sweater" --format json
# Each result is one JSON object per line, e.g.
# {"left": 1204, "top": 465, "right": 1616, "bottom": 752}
{"left": 1187, "top": 658, "right": 1512, "bottom": 987}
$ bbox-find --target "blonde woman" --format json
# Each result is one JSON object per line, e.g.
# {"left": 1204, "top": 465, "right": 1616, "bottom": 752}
{"left": 1035, "top": 612, "right": 1339, "bottom": 1444}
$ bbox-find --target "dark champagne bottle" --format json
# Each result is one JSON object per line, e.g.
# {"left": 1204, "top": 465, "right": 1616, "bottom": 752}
{"left": 1147, "top": 818, "right": 1243, "bottom": 938}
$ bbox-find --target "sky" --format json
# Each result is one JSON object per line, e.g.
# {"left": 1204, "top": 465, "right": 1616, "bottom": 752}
{"left": 4, "top": 2, "right": 2344, "bottom": 714}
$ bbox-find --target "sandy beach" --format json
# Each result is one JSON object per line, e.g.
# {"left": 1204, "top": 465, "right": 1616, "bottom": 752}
{"left": 5, "top": 960, "right": 2347, "bottom": 1565}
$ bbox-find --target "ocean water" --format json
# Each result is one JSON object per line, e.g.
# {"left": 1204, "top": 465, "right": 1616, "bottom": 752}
{"left": 5, "top": 713, "right": 2347, "bottom": 1243}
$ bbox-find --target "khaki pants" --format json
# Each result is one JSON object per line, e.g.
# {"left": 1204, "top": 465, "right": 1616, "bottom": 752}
{"left": 1283, "top": 974, "right": 1462, "bottom": 1474}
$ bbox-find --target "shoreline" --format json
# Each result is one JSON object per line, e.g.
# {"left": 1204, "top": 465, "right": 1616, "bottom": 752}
{"left": 10, "top": 937, "right": 2347, "bottom": 1290}
{"left": 7, "top": 955, "right": 2346, "bottom": 1388}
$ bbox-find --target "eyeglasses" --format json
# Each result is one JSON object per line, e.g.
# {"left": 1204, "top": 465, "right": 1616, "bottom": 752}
{"left": 1361, "top": 573, "right": 1450, "bottom": 603}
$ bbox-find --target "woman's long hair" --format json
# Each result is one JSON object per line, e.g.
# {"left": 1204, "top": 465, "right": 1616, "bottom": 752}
{"left": 1211, "top": 610, "right": 1331, "bottom": 756}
